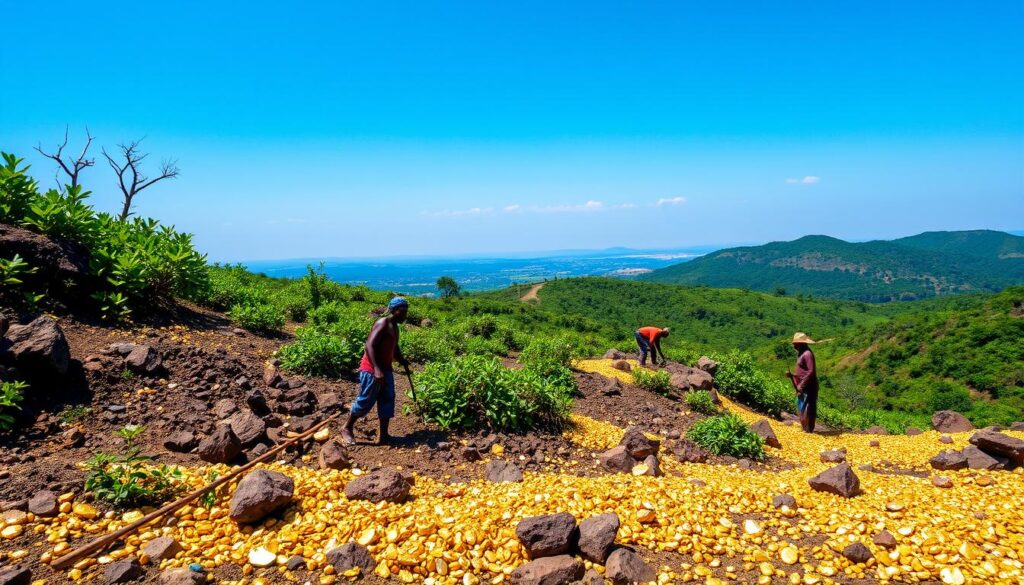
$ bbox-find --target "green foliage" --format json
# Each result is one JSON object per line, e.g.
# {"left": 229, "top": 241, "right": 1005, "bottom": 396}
{"left": 687, "top": 413, "right": 766, "bottom": 461}
{"left": 437, "top": 275, "right": 461, "bottom": 299}
{"left": 412, "top": 355, "right": 573, "bottom": 432}
{"left": 686, "top": 390, "right": 719, "bottom": 415}
{"left": 84, "top": 425, "right": 183, "bottom": 509}
{"left": 711, "top": 351, "right": 793, "bottom": 417}
{"left": 0, "top": 381, "right": 27, "bottom": 431}
{"left": 278, "top": 324, "right": 364, "bottom": 377}
{"left": 58, "top": 404, "right": 90, "bottom": 424}
{"left": 229, "top": 302, "right": 285, "bottom": 333}
{"left": 643, "top": 232, "right": 1024, "bottom": 302}
{"left": 0, "top": 153, "right": 210, "bottom": 316}
{"left": 632, "top": 368, "right": 673, "bottom": 396}
{"left": 0, "top": 254, "right": 44, "bottom": 307}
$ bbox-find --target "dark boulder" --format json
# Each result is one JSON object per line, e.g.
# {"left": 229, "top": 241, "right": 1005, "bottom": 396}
{"left": 905, "top": 427, "right": 923, "bottom": 436}
{"left": 226, "top": 410, "right": 266, "bottom": 447}
{"left": 696, "top": 356, "right": 718, "bottom": 375}
{"left": 577, "top": 513, "right": 619, "bottom": 563}
{"left": 842, "top": 542, "right": 872, "bottom": 564}
{"left": 620, "top": 427, "right": 659, "bottom": 459}
{"left": 3, "top": 316, "right": 70, "bottom": 375}
{"left": 932, "top": 410, "right": 974, "bottom": 433}
{"left": 197, "top": 426, "right": 242, "bottom": 464}
{"left": 229, "top": 469, "right": 294, "bottom": 524}
{"left": 510, "top": 555, "right": 584, "bottom": 585}
{"left": 318, "top": 440, "right": 350, "bottom": 470}
{"left": 751, "top": 419, "right": 781, "bottom": 449}
{"left": 820, "top": 449, "right": 847, "bottom": 464}
{"left": 515, "top": 512, "right": 577, "bottom": 559}
{"left": 670, "top": 439, "right": 710, "bottom": 463}
{"left": 873, "top": 530, "right": 897, "bottom": 549}
{"left": 0, "top": 565, "right": 31, "bottom": 585}
{"left": 603, "top": 349, "right": 627, "bottom": 360}
{"left": 929, "top": 450, "right": 968, "bottom": 471}
{"left": 0, "top": 224, "right": 88, "bottom": 288}
{"left": 808, "top": 463, "right": 860, "bottom": 498}
{"left": 963, "top": 445, "right": 1008, "bottom": 470}
{"left": 163, "top": 431, "right": 196, "bottom": 453}
{"left": 142, "top": 536, "right": 182, "bottom": 562}
{"left": 27, "top": 491, "right": 58, "bottom": 517}
{"left": 598, "top": 446, "right": 634, "bottom": 473}
{"left": 104, "top": 560, "right": 142, "bottom": 584}
{"left": 326, "top": 543, "right": 377, "bottom": 575}
{"left": 865, "top": 426, "right": 889, "bottom": 436}
{"left": 772, "top": 494, "right": 797, "bottom": 509}
{"left": 124, "top": 344, "right": 162, "bottom": 375}
{"left": 605, "top": 548, "right": 656, "bottom": 585}
{"left": 345, "top": 468, "right": 410, "bottom": 504}
{"left": 485, "top": 460, "right": 524, "bottom": 483}
{"left": 969, "top": 430, "right": 1024, "bottom": 463}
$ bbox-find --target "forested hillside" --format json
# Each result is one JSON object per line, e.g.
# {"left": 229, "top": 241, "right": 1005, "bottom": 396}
{"left": 641, "top": 231, "right": 1024, "bottom": 302}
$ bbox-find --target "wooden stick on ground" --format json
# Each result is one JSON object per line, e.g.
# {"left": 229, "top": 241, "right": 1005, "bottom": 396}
{"left": 50, "top": 412, "right": 343, "bottom": 570}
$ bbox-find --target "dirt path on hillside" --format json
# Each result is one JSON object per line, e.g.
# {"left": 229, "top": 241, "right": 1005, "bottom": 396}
{"left": 520, "top": 282, "right": 544, "bottom": 301}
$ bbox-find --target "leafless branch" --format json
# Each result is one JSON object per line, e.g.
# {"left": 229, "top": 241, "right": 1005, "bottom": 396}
{"left": 102, "top": 138, "right": 180, "bottom": 220}
{"left": 35, "top": 126, "right": 95, "bottom": 190}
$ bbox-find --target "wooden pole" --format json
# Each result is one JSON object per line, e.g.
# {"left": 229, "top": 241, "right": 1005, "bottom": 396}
{"left": 50, "top": 412, "right": 343, "bottom": 570}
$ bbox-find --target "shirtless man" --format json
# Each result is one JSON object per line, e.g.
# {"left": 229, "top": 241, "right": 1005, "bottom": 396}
{"left": 340, "top": 297, "right": 409, "bottom": 445}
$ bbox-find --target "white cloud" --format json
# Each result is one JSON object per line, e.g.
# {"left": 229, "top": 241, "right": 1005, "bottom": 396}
{"left": 422, "top": 207, "right": 494, "bottom": 218}
{"left": 655, "top": 196, "right": 687, "bottom": 206}
{"left": 786, "top": 176, "right": 820, "bottom": 185}
{"left": 503, "top": 204, "right": 521, "bottom": 213}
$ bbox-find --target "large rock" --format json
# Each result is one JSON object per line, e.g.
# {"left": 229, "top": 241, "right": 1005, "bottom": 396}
{"left": 326, "top": 543, "right": 376, "bottom": 575}
{"left": 929, "top": 450, "right": 968, "bottom": 471}
{"left": 226, "top": 410, "right": 266, "bottom": 447}
{"left": 229, "top": 469, "right": 294, "bottom": 524}
{"left": 808, "top": 463, "right": 860, "bottom": 498}
{"left": 2, "top": 316, "right": 70, "bottom": 375}
{"left": 820, "top": 449, "right": 847, "bottom": 464}
{"left": 142, "top": 536, "right": 182, "bottom": 562}
{"left": 510, "top": 555, "right": 584, "bottom": 585}
{"left": 485, "top": 460, "right": 524, "bottom": 483}
{"left": 685, "top": 369, "right": 714, "bottom": 391}
{"left": 163, "top": 431, "right": 197, "bottom": 453}
{"left": 610, "top": 360, "right": 631, "bottom": 372}
{"left": 158, "top": 568, "right": 204, "bottom": 585}
{"left": 124, "top": 344, "right": 162, "bottom": 374}
{"left": 104, "top": 560, "right": 142, "bottom": 584}
{"left": 0, "top": 565, "right": 31, "bottom": 585}
{"left": 620, "top": 427, "right": 659, "bottom": 459}
{"left": 0, "top": 224, "right": 88, "bottom": 287}
{"left": 696, "top": 356, "right": 719, "bottom": 375}
{"left": 598, "top": 446, "right": 635, "bottom": 473}
{"left": 603, "top": 349, "right": 628, "bottom": 360}
{"left": 842, "top": 542, "right": 872, "bottom": 564}
{"left": 969, "top": 430, "right": 1024, "bottom": 463}
{"left": 27, "top": 491, "right": 58, "bottom": 517}
{"left": 605, "top": 548, "right": 656, "bottom": 585}
{"left": 318, "top": 440, "right": 350, "bottom": 470}
{"left": 670, "top": 439, "right": 710, "bottom": 463}
{"left": 963, "top": 445, "right": 1008, "bottom": 470}
{"left": 578, "top": 513, "right": 619, "bottom": 563}
{"left": 197, "top": 426, "right": 242, "bottom": 464}
{"left": 932, "top": 411, "right": 974, "bottom": 433}
{"left": 515, "top": 512, "right": 577, "bottom": 559}
{"left": 751, "top": 419, "right": 781, "bottom": 449}
{"left": 345, "top": 468, "right": 410, "bottom": 504}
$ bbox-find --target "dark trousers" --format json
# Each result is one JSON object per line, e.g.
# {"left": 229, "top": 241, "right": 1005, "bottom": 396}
{"left": 797, "top": 389, "right": 818, "bottom": 432}
{"left": 635, "top": 331, "right": 652, "bottom": 365}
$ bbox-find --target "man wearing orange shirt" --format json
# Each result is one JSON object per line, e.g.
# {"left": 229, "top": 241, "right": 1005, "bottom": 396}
{"left": 635, "top": 326, "right": 670, "bottom": 367}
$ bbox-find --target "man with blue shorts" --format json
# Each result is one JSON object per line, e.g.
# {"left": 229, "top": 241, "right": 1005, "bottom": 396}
{"left": 340, "top": 297, "right": 410, "bottom": 445}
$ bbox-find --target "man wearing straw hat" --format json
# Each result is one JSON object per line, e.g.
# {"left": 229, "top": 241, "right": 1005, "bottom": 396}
{"left": 786, "top": 332, "right": 821, "bottom": 433}
{"left": 341, "top": 297, "right": 410, "bottom": 446}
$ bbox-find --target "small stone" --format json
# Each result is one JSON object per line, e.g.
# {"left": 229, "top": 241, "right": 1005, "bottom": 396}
{"left": 772, "top": 494, "right": 797, "bottom": 509}
{"left": 158, "top": 568, "right": 203, "bottom": 585}
{"left": 842, "top": 542, "right": 872, "bottom": 564}
{"left": 808, "top": 463, "right": 860, "bottom": 498}
{"left": 318, "top": 440, "right": 350, "bottom": 470}
{"left": 285, "top": 555, "right": 305, "bottom": 571}
{"left": 345, "top": 468, "right": 410, "bottom": 504}
{"left": 142, "top": 536, "right": 182, "bottom": 561}
{"left": 619, "top": 427, "right": 659, "bottom": 459}
{"left": 510, "top": 555, "right": 584, "bottom": 585}
{"left": 27, "top": 491, "right": 58, "bottom": 517}
{"left": 326, "top": 543, "right": 376, "bottom": 575}
{"left": 932, "top": 476, "right": 953, "bottom": 488}
{"left": 598, "top": 446, "right": 635, "bottom": 474}
{"left": 104, "top": 559, "right": 142, "bottom": 584}
{"left": 873, "top": 530, "right": 897, "bottom": 549}
{"left": 605, "top": 548, "right": 656, "bottom": 585}
{"left": 939, "top": 435, "right": 954, "bottom": 444}
{"left": 751, "top": 419, "right": 781, "bottom": 449}
{"left": 485, "top": 460, "right": 524, "bottom": 483}
{"left": 0, "top": 565, "right": 30, "bottom": 585}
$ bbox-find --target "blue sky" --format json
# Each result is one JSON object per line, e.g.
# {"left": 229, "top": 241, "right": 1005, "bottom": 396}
{"left": 2, "top": 1, "right": 1022, "bottom": 261}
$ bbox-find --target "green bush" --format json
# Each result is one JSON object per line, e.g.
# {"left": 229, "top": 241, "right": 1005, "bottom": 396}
{"left": 687, "top": 413, "right": 766, "bottom": 461}
{"left": 84, "top": 425, "right": 183, "bottom": 509}
{"left": 412, "top": 355, "right": 573, "bottom": 432}
{"left": 0, "top": 381, "right": 27, "bottom": 431}
{"left": 401, "top": 327, "right": 458, "bottom": 363}
{"left": 632, "top": 368, "right": 673, "bottom": 396}
{"left": 686, "top": 390, "right": 719, "bottom": 415}
{"left": 711, "top": 351, "right": 792, "bottom": 416}
{"left": 278, "top": 325, "right": 363, "bottom": 377}
{"left": 229, "top": 302, "right": 285, "bottom": 333}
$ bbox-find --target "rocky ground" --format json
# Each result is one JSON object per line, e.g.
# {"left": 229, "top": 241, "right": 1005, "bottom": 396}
{"left": 1, "top": 309, "right": 1023, "bottom": 585}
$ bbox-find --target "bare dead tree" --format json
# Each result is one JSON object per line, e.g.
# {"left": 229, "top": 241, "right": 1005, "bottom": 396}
{"left": 35, "top": 126, "right": 95, "bottom": 191}
{"left": 102, "top": 139, "right": 180, "bottom": 220}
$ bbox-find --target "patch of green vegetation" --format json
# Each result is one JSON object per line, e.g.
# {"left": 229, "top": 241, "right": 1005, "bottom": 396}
{"left": 0, "top": 381, "right": 27, "bottom": 431}
{"left": 686, "top": 390, "right": 719, "bottom": 415}
{"left": 632, "top": 368, "right": 673, "bottom": 396}
{"left": 58, "top": 404, "right": 90, "bottom": 424}
{"left": 84, "top": 425, "right": 183, "bottom": 509}
{"left": 412, "top": 355, "right": 573, "bottom": 432}
{"left": 687, "top": 413, "right": 766, "bottom": 461}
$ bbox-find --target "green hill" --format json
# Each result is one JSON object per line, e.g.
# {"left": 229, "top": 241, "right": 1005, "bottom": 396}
{"left": 641, "top": 231, "right": 1024, "bottom": 302}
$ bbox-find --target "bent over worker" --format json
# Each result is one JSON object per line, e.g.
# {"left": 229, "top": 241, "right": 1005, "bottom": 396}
{"left": 786, "top": 332, "right": 820, "bottom": 433}
{"left": 635, "top": 326, "right": 670, "bottom": 367}
{"left": 341, "top": 297, "right": 410, "bottom": 446}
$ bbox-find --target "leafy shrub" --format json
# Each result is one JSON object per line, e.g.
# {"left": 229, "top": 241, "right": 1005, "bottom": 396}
{"left": 401, "top": 327, "right": 458, "bottom": 363}
{"left": 84, "top": 425, "right": 183, "bottom": 509}
{"left": 686, "top": 390, "right": 719, "bottom": 415}
{"left": 465, "top": 335, "right": 509, "bottom": 357}
{"left": 0, "top": 381, "right": 27, "bottom": 431}
{"left": 632, "top": 368, "right": 673, "bottom": 396}
{"left": 412, "top": 355, "right": 573, "bottom": 432}
{"left": 687, "top": 413, "right": 766, "bottom": 461}
{"left": 229, "top": 302, "right": 285, "bottom": 333}
{"left": 711, "top": 351, "right": 792, "bottom": 416}
{"left": 0, "top": 255, "right": 43, "bottom": 307}
{"left": 278, "top": 326, "right": 363, "bottom": 377}
{"left": 519, "top": 337, "right": 575, "bottom": 372}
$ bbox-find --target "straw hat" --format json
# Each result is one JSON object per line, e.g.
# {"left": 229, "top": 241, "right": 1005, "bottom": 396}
{"left": 792, "top": 332, "right": 819, "bottom": 344}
